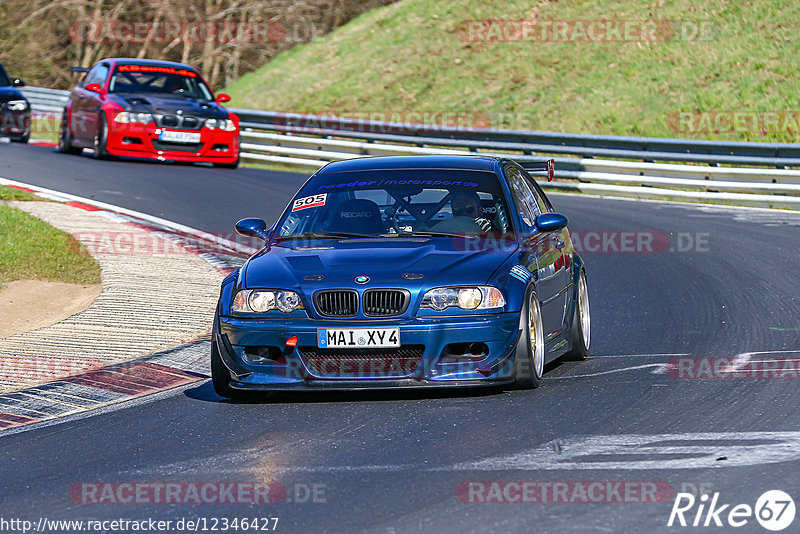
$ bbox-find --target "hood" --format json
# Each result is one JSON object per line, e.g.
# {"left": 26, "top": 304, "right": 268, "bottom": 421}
{"left": 242, "top": 238, "right": 519, "bottom": 291}
{"left": 0, "top": 86, "right": 26, "bottom": 104}
{"left": 107, "top": 92, "right": 228, "bottom": 119}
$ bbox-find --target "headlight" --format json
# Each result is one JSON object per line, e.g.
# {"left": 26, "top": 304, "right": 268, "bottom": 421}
{"left": 232, "top": 290, "right": 304, "bottom": 313}
{"left": 457, "top": 288, "right": 483, "bottom": 310}
{"left": 204, "top": 119, "right": 237, "bottom": 131}
{"left": 421, "top": 286, "right": 506, "bottom": 311}
{"left": 114, "top": 112, "right": 153, "bottom": 124}
{"left": 6, "top": 100, "right": 28, "bottom": 111}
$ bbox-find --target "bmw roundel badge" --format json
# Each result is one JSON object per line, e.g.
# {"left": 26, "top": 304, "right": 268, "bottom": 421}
{"left": 355, "top": 275, "right": 370, "bottom": 284}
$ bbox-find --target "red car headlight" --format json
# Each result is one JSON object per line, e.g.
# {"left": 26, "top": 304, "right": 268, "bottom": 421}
{"left": 204, "top": 119, "right": 237, "bottom": 132}
{"left": 114, "top": 112, "right": 154, "bottom": 124}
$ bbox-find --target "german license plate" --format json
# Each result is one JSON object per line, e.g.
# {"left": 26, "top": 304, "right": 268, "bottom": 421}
{"left": 318, "top": 328, "right": 400, "bottom": 348}
{"left": 159, "top": 130, "right": 201, "bottom": 143}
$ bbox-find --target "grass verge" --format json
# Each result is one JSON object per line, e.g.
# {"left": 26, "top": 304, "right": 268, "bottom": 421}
{"left": 0, "top": 194, "right": 101, "bottom": 287}
{"left": 225, "top": 0, "right": 800, "bottom": 143}
{"left": 30, "top": 115, "right": 60, "bottom": 145}
{"left": 0, "top": 185, "right": 41, "bottom": 202}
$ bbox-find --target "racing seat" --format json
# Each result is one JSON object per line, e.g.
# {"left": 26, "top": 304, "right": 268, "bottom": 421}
{"left": 327, "top": 199, "right": 385, "bottom": 235}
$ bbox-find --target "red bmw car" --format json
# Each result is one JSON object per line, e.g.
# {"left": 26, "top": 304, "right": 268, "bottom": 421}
{"left": 58, "top": 58, "right": 240, "bottom": 168}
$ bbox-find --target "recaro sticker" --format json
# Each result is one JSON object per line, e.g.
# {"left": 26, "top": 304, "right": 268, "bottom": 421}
{"left": 292, "top": 194, "right": 328, "bottom": 212}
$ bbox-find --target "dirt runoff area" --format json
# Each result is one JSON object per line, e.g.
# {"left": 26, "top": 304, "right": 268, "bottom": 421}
{"left": 0, "top": 280, "right": 101, "bottom": 338}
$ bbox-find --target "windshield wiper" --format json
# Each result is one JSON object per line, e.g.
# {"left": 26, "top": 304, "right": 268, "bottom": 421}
{"left": 400, "top": 231, "right": 480, "bottom": 238}
{"left": 275, "top": 231, "right": 376, "bottom": 241}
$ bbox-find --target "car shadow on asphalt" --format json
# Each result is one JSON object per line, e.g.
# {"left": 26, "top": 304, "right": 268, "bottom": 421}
{"left": 183, "top": 359, "right": 570, "bottom": 405}
{"left": 183, "top": 380, "right": 507, "bottom": 404}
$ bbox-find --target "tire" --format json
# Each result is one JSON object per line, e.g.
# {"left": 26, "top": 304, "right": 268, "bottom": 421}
{"left": 211, "top": 337, "right": 251, "bottom": 400}
{"left": 58, "top": 111, "right": 82, "bottom": 155}
{"left": 563, "top": 269, "right": 590, "bottom": 361}
{"left": 11, "top": 133, "right": 29, "bottom": 144}
{"left": 210, "top": 314, "right": 248, "bottom": 400}
{"left": 93, "top": 114, "right": 109, "bottom": 159}
{"left": 513, "top": 286, "right": 545, "bottom": 389}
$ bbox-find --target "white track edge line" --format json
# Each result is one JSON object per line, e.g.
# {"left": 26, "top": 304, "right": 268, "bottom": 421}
{"left": 0, "top": 175, "right": 257, "bottom": 255}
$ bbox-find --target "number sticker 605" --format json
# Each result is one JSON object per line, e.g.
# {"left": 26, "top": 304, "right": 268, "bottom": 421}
{"left": 292, "top": 194, "right": 328, "bottom": 212}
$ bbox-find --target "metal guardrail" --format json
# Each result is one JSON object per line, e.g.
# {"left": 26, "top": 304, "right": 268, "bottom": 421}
{"left": 232, "top": 109, "right": 800, "bottom": 167}
{"left": 20, "top": 87, "right": 70, "bottom": 115}
{"left": 231, "top": 109, "right": 800, "bottom": 209}
{"left": 18, "top": 87, "right": 800, "bottom": 209}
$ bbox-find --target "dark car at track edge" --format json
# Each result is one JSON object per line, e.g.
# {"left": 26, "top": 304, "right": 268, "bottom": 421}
{"left": 0, "top": 60, "right": 31, "bottom": 143}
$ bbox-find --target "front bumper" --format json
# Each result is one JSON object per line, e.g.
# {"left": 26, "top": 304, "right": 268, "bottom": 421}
{"left": 105, "top": 123, "right": 239, "bottom": 163}
{"left": 216, "top": 313, "right": 522, "bottom": 391}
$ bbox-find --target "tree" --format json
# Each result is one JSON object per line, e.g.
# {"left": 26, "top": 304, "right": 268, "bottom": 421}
{"left": 0, "top": 0, "right": 395, "bottom": 88}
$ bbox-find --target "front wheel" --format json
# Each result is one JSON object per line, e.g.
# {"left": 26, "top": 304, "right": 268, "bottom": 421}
{"left": 211, "top": 337, "right": 249, "bottom": 400}
{"left": 210, "top": 312, "right": 249, "bottom": 400}
{"left": 563, "top": 269, "right": 590, "bottom": 361}
{"left": 513, "top": 287, "right": 545, "bottom": 389}
{"left": 58, "top": 111, "right": 82, "bottom": 154}
{"left": 93, "top": 114, "right": 109, "bottom": 159}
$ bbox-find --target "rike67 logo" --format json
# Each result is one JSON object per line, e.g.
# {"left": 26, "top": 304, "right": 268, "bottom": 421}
{"left": 668, "top": 490, "right": 796, "bottom": 531}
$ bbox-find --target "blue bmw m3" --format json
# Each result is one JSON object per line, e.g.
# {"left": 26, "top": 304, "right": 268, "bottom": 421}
{"left": 211, "top": 155, "right": 590, "bottom": 397}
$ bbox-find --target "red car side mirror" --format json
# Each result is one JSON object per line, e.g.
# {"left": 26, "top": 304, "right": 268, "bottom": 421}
{"left": 216, "top": 93, "right": 231, "bottom": 104}
{"left": 85, "top": 83, "right": 103, "bottom": 94}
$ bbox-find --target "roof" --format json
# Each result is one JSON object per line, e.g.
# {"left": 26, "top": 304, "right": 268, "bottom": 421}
{"left": 315, "top": 155, "right": 504, "bottom": 175}
{"left": 99, "top": 58, "right": 199, "bottom": 72}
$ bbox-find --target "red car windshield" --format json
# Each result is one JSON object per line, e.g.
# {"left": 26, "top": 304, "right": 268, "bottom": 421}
{"left": 108, "top": 66, "right": 213, "bottom": 100}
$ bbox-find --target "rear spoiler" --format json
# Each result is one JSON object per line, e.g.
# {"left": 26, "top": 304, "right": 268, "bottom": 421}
{"left": 523, "top": 159, "right": 555, "bottom": 182}
{"left": 72, "top": 67, "right": 89, "bottom": 73}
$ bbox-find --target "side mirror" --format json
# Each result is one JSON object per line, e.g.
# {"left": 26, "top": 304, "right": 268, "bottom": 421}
{"left": 535, "top": 212, "right": 568, "bottom": 232}
{"left": 72, "top": 67, "right": 89, "bottom": 73}
{"left": 235, "top": 218, "right": 268, "bottom": 241}
{"left": 216, "top": 93, "right": 231, "bottom": 104}
{"left": 11, "top": 78, "right": 25, "bottom": 87}
{"left": 85, "top": 83, "right": 103, "bottom": 94}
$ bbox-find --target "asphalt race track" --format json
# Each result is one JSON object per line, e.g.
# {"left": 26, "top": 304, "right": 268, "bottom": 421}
{"left": 1, "top": 143, "right": 800, "bottom": 533}
{"left": 0, "top": 142, "right": 308, "bottom": 233}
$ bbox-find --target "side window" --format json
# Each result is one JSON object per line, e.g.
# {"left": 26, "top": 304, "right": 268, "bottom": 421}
{"left": 82, "top": 64, "right": 109, "bottom": 88}
{"left": 506, "top": 167, "right": 540, "bottom": 235}
{"left": 521, "top": 170, "right": 552, "bottom": 213}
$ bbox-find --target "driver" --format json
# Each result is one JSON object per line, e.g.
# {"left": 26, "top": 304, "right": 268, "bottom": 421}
{"left": 163, "top": 76, "right": 185, "bottom": 94}
{"left": 450, "top": 191, "right": 492, "bottom": 231}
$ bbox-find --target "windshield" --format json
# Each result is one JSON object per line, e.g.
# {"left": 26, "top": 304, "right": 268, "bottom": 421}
{"left": 108, "top": 65, "right": 213, "bottom": 100}
{"left": 0, "top": 66, "right": 10, "bottom": 86}
{"left": 276, "top": 169, "right": 514, "bottom": 240}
